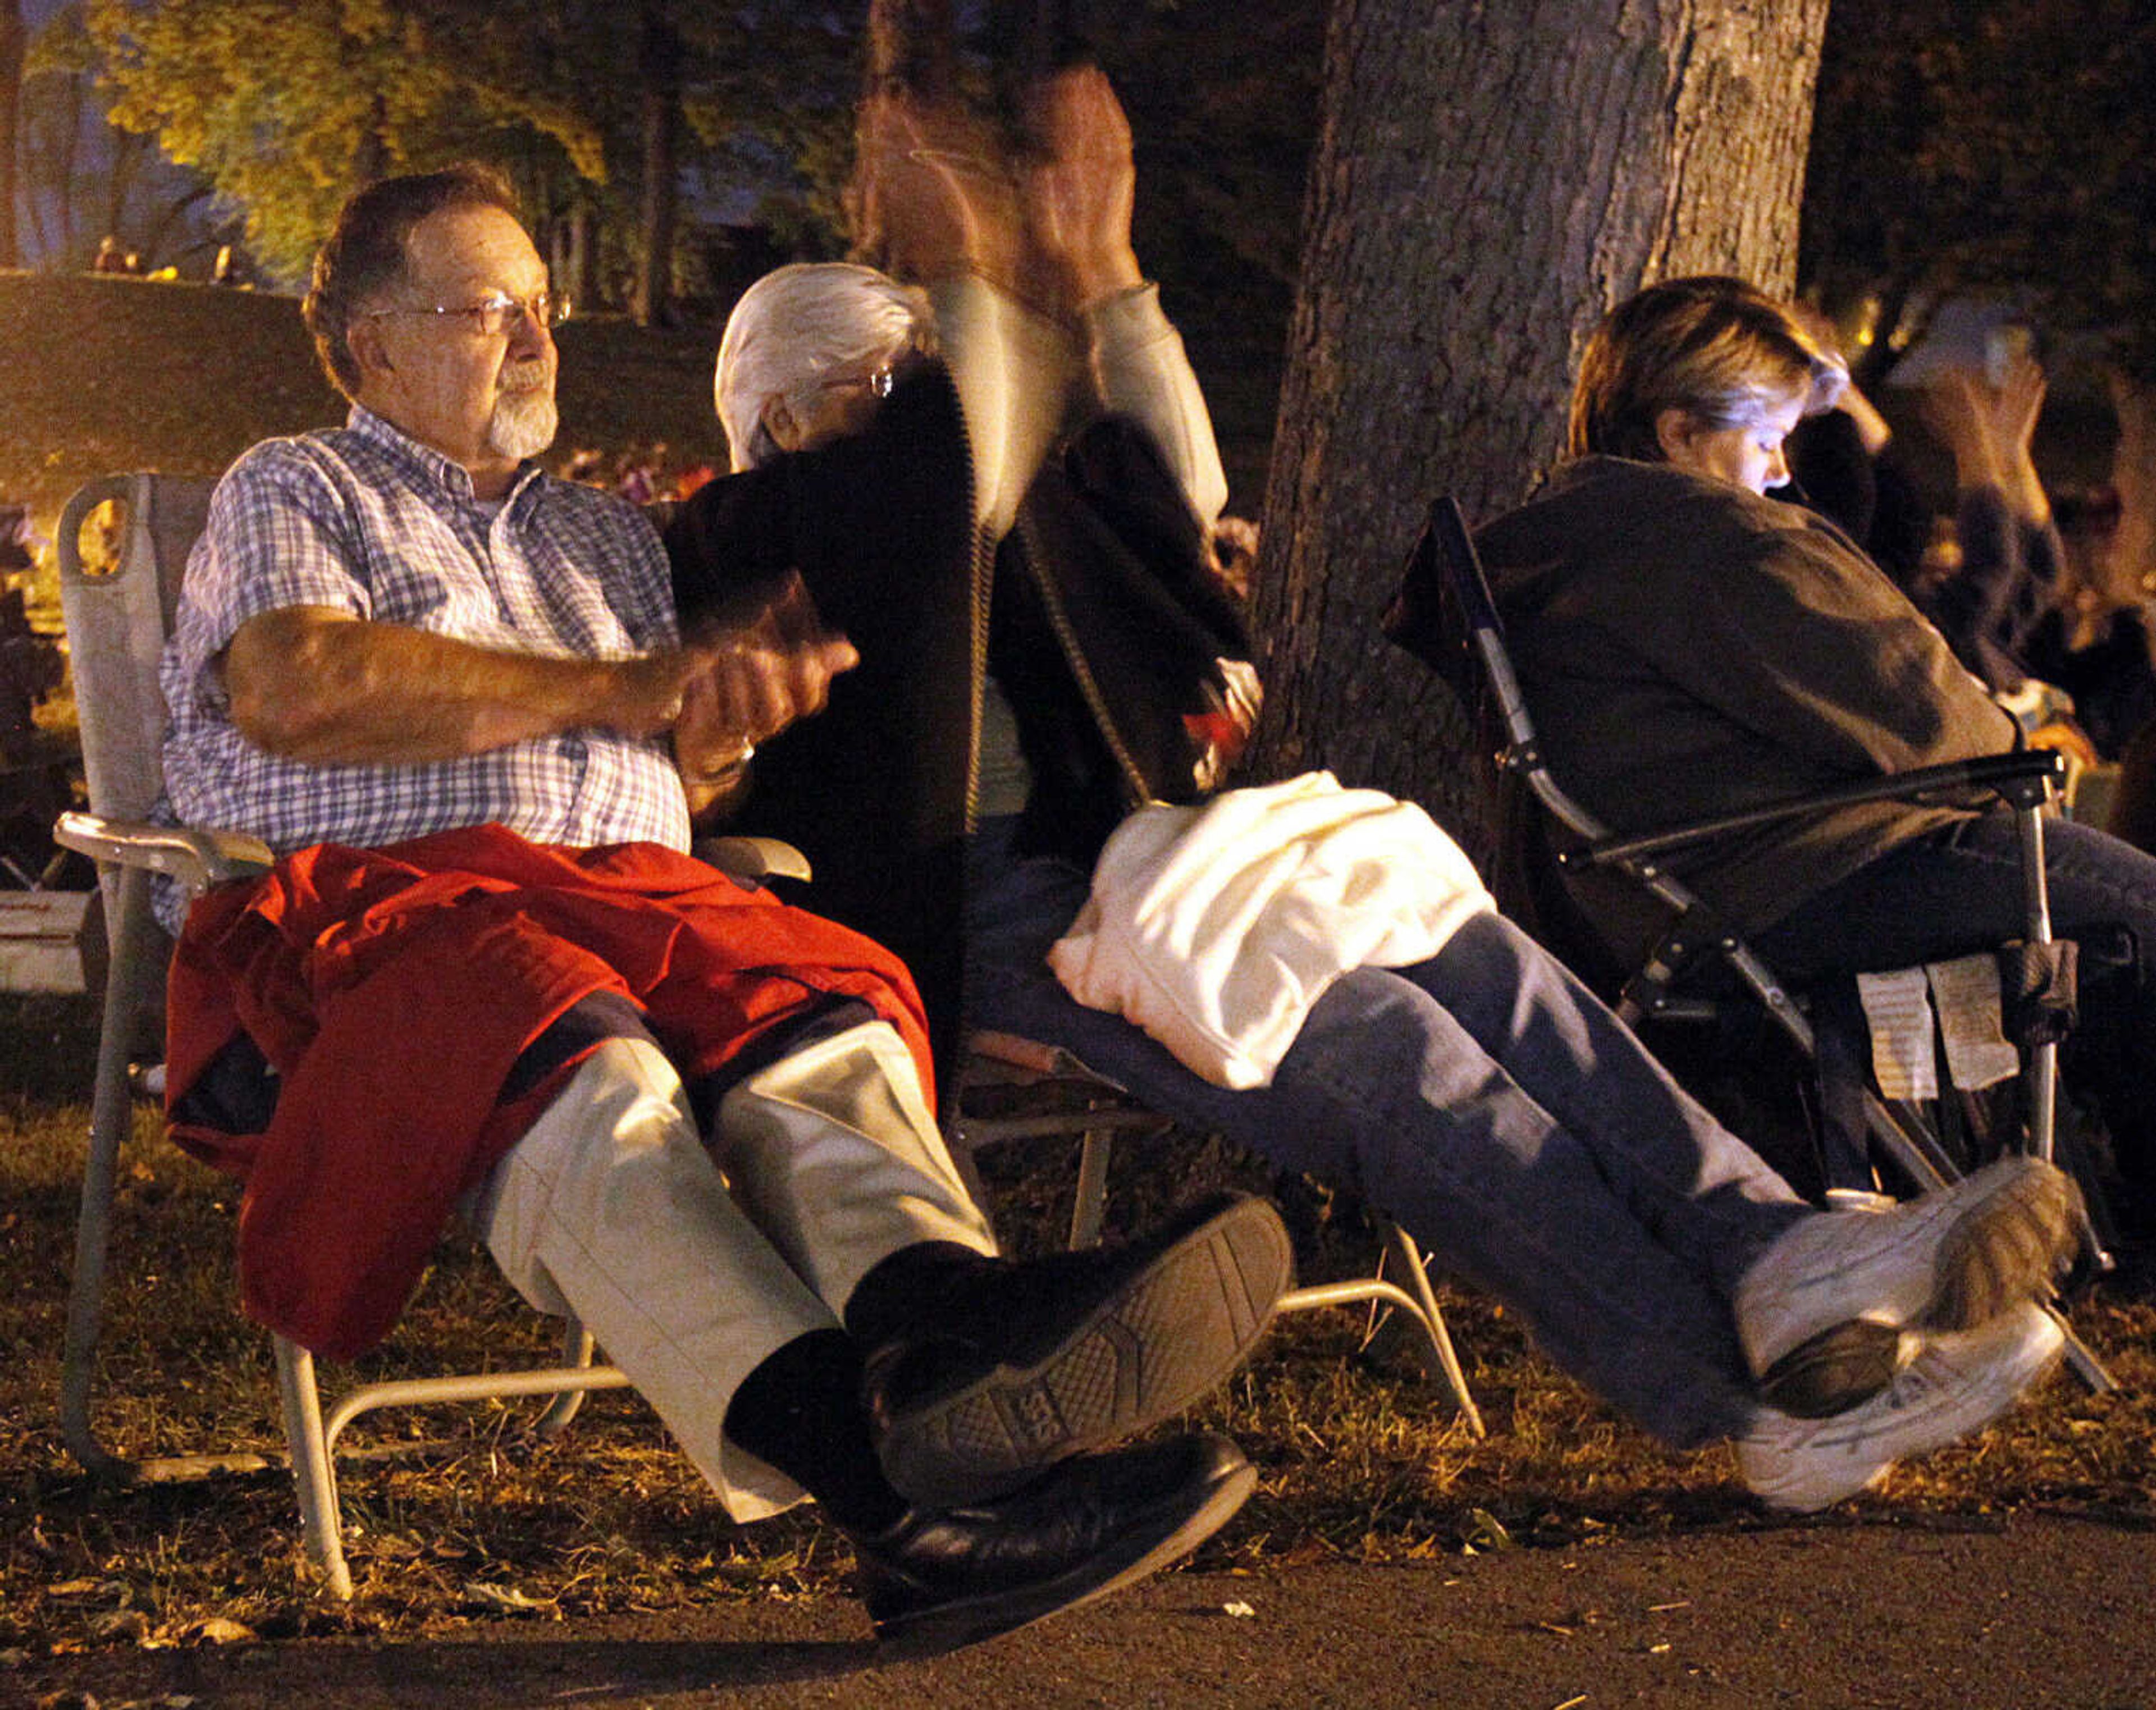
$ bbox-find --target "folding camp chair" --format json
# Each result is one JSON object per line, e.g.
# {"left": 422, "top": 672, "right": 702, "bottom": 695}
{"left": 948, "top": 1029, "right": 1486, "bottom": 1436}
{"left": 52, "top": 472, "right": 645, "bottom": 1599}
{"left": 1387, "top": 495, "right": 2113, "bottom": 1394}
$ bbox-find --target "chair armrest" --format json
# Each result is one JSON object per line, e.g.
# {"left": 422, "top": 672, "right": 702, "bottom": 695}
{"left": 1562, "top": 751, "right": 2066, "bottom": 871}
{"left": 54, "top": 810, "right": 275, "bottom": 891}
{"left": 696, "top": 835, "right": 813, "bottom": 884}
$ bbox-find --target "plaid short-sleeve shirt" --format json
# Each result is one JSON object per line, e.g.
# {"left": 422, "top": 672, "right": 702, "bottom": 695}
{"left": 161, "top": 406, "right": 692, "bottom": 866}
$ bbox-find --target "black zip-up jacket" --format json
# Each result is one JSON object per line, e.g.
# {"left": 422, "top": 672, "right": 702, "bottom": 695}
{"left": 664, "top": 363, "right": 1250, "bottom": 1073}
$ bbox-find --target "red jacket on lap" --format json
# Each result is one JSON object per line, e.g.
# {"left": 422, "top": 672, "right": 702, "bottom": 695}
{"left": 166, "top": 822, "right": 930, "bottom": 1359}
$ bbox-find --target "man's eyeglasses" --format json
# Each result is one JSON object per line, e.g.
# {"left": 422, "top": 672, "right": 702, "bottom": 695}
{"left": 369, "top": 289, "right": 571, "bottom": 337}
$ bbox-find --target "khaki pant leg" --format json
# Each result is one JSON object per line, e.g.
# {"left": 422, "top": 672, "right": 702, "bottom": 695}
{"left": 470, "top": 1036, "right": 830, "bottom": 1521}
{"left": 712, "top": 1019, "right": 998, "bottom": 1322}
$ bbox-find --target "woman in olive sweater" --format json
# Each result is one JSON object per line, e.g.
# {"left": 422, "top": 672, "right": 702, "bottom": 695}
{"left": 1479, "top": 275, "right": 2156, "bottom": 1226}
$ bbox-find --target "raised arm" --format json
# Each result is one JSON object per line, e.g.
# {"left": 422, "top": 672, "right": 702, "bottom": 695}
{"left": 1021, "top": 64, "right": 1228, "bottom": 527}
{"left": 854, "top": 80, "right": 1082, "bottom": 540}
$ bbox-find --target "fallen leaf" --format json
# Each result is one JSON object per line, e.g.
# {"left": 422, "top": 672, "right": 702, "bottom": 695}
{"left": 89, "top": 1609, "right": 149, "bottom": 1643}
{"left": 183, "top": 1618, "right": 254, "bottom": 1647}
{"left": 1222, "top": 1601, "right": 1257, "bottom": 1618}
{"left": 464, "top": 1581, "right": 555, "bottom": 1615}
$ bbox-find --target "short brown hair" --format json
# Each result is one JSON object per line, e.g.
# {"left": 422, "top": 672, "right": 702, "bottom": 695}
{"left": 1568, "top": 276, "right": 1846, "bottom": 463}
{"left": 302, "top": 163, "right": 523, "bottom": 399}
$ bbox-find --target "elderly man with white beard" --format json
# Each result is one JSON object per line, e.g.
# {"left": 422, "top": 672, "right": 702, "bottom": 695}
{"left": 151, "top": 163, "right": 1292, "bottom": 1653}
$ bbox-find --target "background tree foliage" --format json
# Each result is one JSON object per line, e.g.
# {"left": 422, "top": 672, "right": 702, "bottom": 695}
{"left": 79, "top": 0, "right": 856, "bottom": 311}
{"left": 18, "top": 2, "right": 218, "bottom": 273}
{"left": 87, "top": 0, "right": 476, "bottom": 278}
{"left": 1802, "top": 0, "right": 2156, "bottom": 381}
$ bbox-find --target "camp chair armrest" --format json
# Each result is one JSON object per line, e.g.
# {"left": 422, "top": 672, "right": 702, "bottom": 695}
{"left": 1563, "top": 751, "right": 2067, "bottom": 871}
{"left": 693, "top": 835, "right": 812, "bottom": 883}
{"left": 54, "top": 809, "right": 275, "bottom": 890}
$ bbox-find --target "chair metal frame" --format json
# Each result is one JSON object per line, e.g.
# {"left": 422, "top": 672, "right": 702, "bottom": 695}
{"left": 948, "top": 1028, "right": 1486, "bottom": 1437}
{"left": 1395, "top": 495, "right": 2113, "bottom": 1394}
{"left": 52, "top": 472, "right": 635, "bottom": 1599}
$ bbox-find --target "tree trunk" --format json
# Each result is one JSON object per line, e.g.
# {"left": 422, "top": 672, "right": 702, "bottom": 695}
{"left": 353, "top": 91, "right": 388, "bottom": 189}
{"left": 568, "top": 197, "right": 600, "bottom": 313}
{"left": 632, "top": 7, "right": 683, "bottom": 328}
{"left": 0, "top": 0, "right": 25, "bottom": 269}
{"left": 51, "top": 61, "right": 81, "bottom": 263}
{"left": 106, "top": 127, "right": 145, "bottom": 256}
{"left": 1249, "top": 0, "right": 1829, "bottom": 859}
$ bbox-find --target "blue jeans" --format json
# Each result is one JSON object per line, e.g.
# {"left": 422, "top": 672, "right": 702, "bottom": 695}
{"left": 1753, "top": 812, "right": 2156, "bottom": 1191}
{"left": 964, "top": 819, "right": 1811, "bottom": 1447}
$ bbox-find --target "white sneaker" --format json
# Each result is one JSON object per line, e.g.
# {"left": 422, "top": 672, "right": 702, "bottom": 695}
{"left": 1733, "top": 1155, "right": 2080, "bottom": 1416}
{"left": 1735, "top": 1302, "right": 2064, "bottom": 1513}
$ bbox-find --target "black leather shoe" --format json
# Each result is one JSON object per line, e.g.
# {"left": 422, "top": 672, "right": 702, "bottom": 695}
{"left": 858, "top": 1431, "right": 1255, "bottom": 1654}
{"left": 864, "top": 1192, "right": 1292, "bottom": 1507}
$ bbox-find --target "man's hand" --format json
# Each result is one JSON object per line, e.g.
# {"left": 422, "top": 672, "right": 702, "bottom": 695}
{"left": 1017, "top": 63, "right": 1143, "bottom": 316}
{"left": 672, "top": 573, "right": 858, "bottom": 785}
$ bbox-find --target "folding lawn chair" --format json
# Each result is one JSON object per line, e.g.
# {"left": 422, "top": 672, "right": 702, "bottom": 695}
{"left": 1386, "top": 495, "right": 2114, "bottom": 1394}
{"left": 52, "top": 472, "right": 643, "bottom": 1599}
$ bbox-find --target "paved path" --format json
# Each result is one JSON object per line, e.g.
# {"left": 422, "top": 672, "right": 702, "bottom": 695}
{"left": 14, "top": 1511, "right": 2156, "bottom": 1709}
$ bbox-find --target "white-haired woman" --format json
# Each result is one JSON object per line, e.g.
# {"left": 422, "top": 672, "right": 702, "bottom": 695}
{"left": 665, "top": 65, "right": 1250, "bottom": 1067}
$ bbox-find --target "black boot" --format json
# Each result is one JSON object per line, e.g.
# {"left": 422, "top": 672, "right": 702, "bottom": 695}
{"left": 856, "top": 1431, "right": 1254, "bottom": 1654}
{"left": 858, "top": 1192, "right": 1292, "bottom": 1507}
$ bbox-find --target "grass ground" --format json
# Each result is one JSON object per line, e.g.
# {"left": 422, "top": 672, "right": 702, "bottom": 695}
{"left": 2, "top": 989, "right": 2153, "bottom": 1661}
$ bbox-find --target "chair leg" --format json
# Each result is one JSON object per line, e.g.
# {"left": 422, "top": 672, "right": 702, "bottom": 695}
{"left": 61, "top": 863, "right": 156, "bottom": 1482}
{"left": 274, "top": 1336, "right": 353, "bottom": 1601}
{"left": 1380, "top": 1222, "right": 1486, "bottom": 1439}
{"left": 533, "top": 1316, "right": 598, "bottom": 1439}
{"left": 1068, "top": 1129, "right": 1112, "bottom": 1250}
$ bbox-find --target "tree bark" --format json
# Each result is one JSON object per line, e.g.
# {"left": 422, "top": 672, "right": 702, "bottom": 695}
{"left": 1249, "top": 0, "right": 1829, "bottom": 858}
{"left": 0, "top": 0, "right": 26, "bottom": 269}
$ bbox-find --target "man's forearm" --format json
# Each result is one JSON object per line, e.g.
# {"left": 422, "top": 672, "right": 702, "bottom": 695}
{"left": 225, "top": 607, "right": 673, "bottom": 766}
